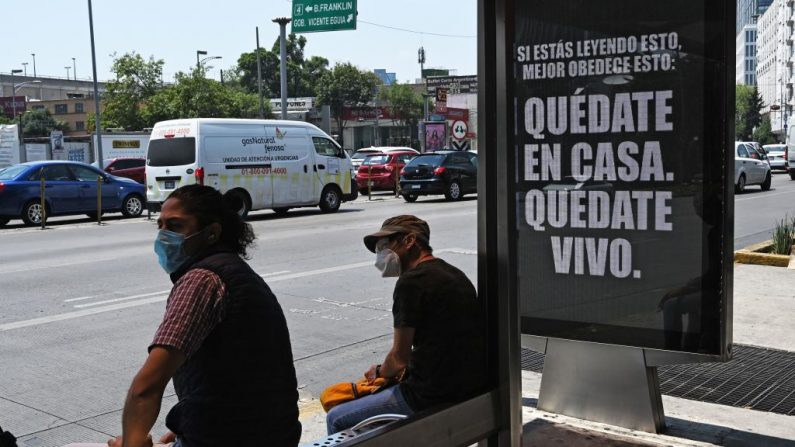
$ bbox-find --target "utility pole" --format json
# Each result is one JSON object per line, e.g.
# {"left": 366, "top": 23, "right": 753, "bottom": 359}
{"left": 273, "top": 17, "right": 292, "bottom": 120}
{"left": 72, "top": 57, "right": 77, "bottom": 80}
{"left": 88, "top": 0, "right": 104, "bottom": 165}
{"left": 256, "top": 27, "right": 265, "bottom": 119}
{"left": 31, "top": 53, "right": 36, "bottom": 78}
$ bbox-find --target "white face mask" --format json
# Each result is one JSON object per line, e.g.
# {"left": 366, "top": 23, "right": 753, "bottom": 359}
{"left": 375, "top": 248, "right": 402, "bottom": 277}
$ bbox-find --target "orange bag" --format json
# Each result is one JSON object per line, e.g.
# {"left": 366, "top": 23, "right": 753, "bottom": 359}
{"left": 320, "top": 377, "right": 392, "bottom": 412}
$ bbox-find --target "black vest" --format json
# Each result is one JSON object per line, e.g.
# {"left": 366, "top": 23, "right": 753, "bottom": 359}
{"left": 165, "top": 248, "right": 301, "bottom": 447}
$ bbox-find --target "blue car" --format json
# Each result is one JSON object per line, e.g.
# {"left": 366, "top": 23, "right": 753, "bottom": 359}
{"left": 0, "top": 161, "right": 146, "bottom": 226}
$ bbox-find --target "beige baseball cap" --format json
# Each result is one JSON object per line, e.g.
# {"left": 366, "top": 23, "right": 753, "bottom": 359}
{"left": 363, "top": 215, "right": 430, "bottom": 253}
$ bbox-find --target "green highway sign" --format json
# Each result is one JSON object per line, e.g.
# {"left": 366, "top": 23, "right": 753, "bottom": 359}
{"left": 292, "top": 0, "right": 357, "bottom": 33}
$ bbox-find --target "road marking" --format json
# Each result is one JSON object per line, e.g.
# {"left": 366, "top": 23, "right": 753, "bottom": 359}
{"left": 736, "top": 190, "right": 795, "bottom": 202}
{"left": 73, "top": 290, "right": 169, "bottom": 308}
{"left": 263, "top": 270, "right": 290, "bottom": 276}
{"left": 63, "top": 295, "right": 96, "bottom": 303}
{"left": 0, "top": 296, "right": 168, "bottom": 332}
{"left": 1, "top": 248, "right": 477, "bottom": 332}
{"left": 0, "top": 255, "right": 135, "bottom": 275}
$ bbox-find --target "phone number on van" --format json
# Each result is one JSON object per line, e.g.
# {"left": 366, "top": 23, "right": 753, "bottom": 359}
{"left": 241, "top": 167, "right": 288, "bottom": 175}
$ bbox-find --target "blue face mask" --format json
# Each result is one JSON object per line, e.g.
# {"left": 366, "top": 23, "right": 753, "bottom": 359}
{"left": 154, "top": 229, "right": 202, "bottom": 274}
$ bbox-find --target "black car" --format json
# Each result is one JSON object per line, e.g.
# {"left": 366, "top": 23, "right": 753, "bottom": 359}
{"left": 399, "top": 151, "right": 478, "bottom": 202}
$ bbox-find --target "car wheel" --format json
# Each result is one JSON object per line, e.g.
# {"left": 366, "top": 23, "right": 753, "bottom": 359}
{"left": 444, "top": 180, "right": 462, "bottom": 201}
{"left": 0, "top": 218, "right": 8, "bottom": 227}
{"left": 273, "top": 207, "right": 290, "bottom": 216}
{"left": 735, "top": 174, "right": 746, "bottom": 194}
{"left": 122, "top": 194, "right": 144, "bottom": 218}
{"left": 403, "top": 193, "right": 419, "bottom": 203}
{"left": 761, "top": 172, "right": 772, "bottom": 191}
{"left": 225, "top": 190, "right": 251, "bottom": 219}
{"left": 21, "top": 201, "right": 46, "bottom": 226}
{"left": 319, "top": 186, "right": 341, "bottom": 213}
{"left": 789, "top": 171, "right": 795, "bottom": 180}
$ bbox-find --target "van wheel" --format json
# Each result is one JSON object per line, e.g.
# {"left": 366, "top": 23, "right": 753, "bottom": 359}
{"left": 735, "top": 174, "right": 746, "bottom": 194}
{"left": 21, "top": 201, "right": 47, "bottom": 226}
{"left": 761, "top": 172, "right": 772, "bottom": 191}
{"left": 319, "top": 186, "right": 341, "bottom": 213}
{"left": 403, "top": 193, "right": 419, "bottom": 203}
{"left": 225, "top": 190, "right": 251, "bottom": 219}
{"left": 273, "top": 208, "right": 290, "bottom": 216}
{"left": 122, "top": 194, "right": 144, "bottom": 217}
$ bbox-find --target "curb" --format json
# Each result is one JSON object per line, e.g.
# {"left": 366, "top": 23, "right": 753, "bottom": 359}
{"left": 734, "top": 241, "right": 793, "bottom": 267}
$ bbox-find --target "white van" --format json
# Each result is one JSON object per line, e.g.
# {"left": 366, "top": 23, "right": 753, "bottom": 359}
{"left": 145, "top": 119, "right": 356, "bottom": 215}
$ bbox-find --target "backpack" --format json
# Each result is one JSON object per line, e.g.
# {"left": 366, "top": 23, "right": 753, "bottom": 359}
{"left": 320, "top": 377, "right": 393, "bottom": 412}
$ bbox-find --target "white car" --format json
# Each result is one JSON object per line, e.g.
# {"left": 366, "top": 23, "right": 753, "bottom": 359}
{"left": 735, "top": 142, "right": 771, "bottom": 192}
{"left": 762, "top": 144, "right": 787, "bottom": 171}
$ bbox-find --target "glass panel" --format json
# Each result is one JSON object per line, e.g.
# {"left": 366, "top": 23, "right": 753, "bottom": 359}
{"left": 42, "top": 165, "right": 73, "bottom": 181}
{"left": 69, "top": 165, "right": 102, "bottom": 182}
{"left": 147, "top": 138, "right": 196, "bottom": 167}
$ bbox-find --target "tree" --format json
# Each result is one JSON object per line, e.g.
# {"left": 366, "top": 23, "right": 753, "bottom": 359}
{"left": 20, "top": 109, "right": 69, "bottom": 137}
{"left": 317, "top": 63, "right": 382, "bottom": 146}
{"left": 103, "top": 52, "right": 165, "bottom": 130}
{"left": 753, "top": 115, "right": 777, "bottom": 145}
{"left": 736, "top": 85, "right": 764, "bottom": 140}
{"left": 380, "top": 83, "right": 423, "bottom": 129}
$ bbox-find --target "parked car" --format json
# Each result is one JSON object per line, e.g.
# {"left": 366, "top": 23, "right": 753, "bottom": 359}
{"left": 350, "top": 147, "right": 420, "bottom": 170}
{"left": 356, "top": 151, "right": 417, "bottom": 193}
{"left": 400, "top": 151, "right": 478, "bottom": 202}
{"left": 0, "top": 161, "right": 146, "bottom": 226}
{"left": 735, "top": 142, "right": 771, "bottom": 192}
{"left": 762, "top": 144, "right": 788, "bottom": 171}
{"left": 95, "top": 158, "right": 146, "bottom": 183}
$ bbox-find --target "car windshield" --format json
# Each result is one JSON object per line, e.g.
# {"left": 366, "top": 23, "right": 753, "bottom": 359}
{"left": 352, "top": 151, "right": 379, "bottom": 160}
{"left": 405, "top": 154, "right": 445, "bottom": 168}
{"left": 764, "top": 145, "right": 785, "bottom": 153}
{"left": 362, "top": 155, "right": 389, "bottom": 165}
{"left": 0, "top": 165, "right": 28, "bottom": 180}
{"left": 147, "top": 137, "right": 196, "bottom": 166}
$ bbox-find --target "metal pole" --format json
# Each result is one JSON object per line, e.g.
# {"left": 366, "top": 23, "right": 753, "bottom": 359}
{"left": 40, "top": 177, "right": 46, "bottom": 230}
{"left": 88, "top": 0, "right": 104, "bottom": 165}
{"left": 368, "top": 165, "right": 372, "bottom": 201}
{"left": 22, "top": 63, "right": 28, "bottom": 77}
{"left": 73, "top": 57, "right": 77, "bottom": 80}
{"left": 256, "top": 27, "right": 265, "bottom": 119}
{"left": 31, "top": 53, "right": 37, "bottom": 78}
{"left": 97, "top": 176, "right": 102, "bottom": 225}
{"left": 273, "top": 17, "right": 292, "bottom": 120}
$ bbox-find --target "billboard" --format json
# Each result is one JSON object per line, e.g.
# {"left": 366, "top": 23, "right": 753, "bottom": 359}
{"left": 0, "top": 96, "right": 27, "bottom": 119}
{"left": 513, "top": 0, "right": 732, "bottom": 356}
{"left": 425, "top": 122, "right": 447, "bottom": 152}
{"left": 0, "top": 125, "right": 20, "bottom": 168}
{"left": 93, "top": 134, "right": 149, "bottom": 160}
{"left": 426, "top": 75, "right": 478, "bottom": 95}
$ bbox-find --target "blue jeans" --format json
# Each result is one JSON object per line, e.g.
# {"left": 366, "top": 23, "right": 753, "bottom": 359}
{"left": 326, "top": 384, "right": 414, "bottom": 434}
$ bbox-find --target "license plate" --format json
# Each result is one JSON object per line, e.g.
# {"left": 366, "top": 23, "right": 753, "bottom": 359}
{"left": 165, "top": 180, "right": 175, "bottom": 190}
{"left": 411, "top": 184, "right": 421, "bottom": 189}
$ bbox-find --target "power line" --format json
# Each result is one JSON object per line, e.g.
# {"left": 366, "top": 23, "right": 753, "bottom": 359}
{"left": 358, "top": 20, "right": 475, "bottom": 39}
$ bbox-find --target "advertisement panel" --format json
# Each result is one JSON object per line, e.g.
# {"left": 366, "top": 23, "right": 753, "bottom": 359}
{"left": 0, "top": 125, "right": 20, "bottom": 168}
{"left": 25, "top": 144, "right": 48, "bottom": 162}
{"left": 63, "top": 142, "right": 90, "bottom": 163}
{"left": 0, "top": 96, "right": 27, "bottom": 119}
{"left": 94, "top": 134, "right": 149, "bottom": 160}
{"left": 513, "top": 0, "right": 731, "bottom": 356}
{"left": 425, "top": 122, "right": 446, "bottom": 152}
{"left": 426, "top": 75, "right": 478, "bottom": 95}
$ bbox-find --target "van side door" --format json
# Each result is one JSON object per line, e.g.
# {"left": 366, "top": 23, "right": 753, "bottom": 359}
{"left": 269, "top": 126, "right": 314, "bottom": 206}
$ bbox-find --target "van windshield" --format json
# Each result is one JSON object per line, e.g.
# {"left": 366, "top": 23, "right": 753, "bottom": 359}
{"left": 147, "top": 137, "right": 196, "bottom": 167}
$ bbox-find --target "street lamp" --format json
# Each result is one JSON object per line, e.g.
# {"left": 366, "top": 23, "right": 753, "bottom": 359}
{"left": 196, "top": 50, "right": 207, "bottom": 71}
{"left": 72, "top": 57, "right": 76, "bottom": 80}
{"left": 11, "top": 74, "right": 42, "bottom": 163}
{"left": 21, "top": 63, "right": 28, "bottom": 77}
{"left": 31, "top": 53, "right": 36, "bottom": 78}
{"left": 65, "top": 66, "right": 71, "bottom": 79}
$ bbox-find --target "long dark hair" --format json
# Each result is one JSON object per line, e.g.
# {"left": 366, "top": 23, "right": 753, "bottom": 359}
{"left": 168, "top": 185, "right": 256, "bottom": 258}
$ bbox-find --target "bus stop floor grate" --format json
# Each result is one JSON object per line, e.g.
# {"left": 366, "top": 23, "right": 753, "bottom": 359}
{"left": 521, "top": 344, "right": 795, "bottom": 416}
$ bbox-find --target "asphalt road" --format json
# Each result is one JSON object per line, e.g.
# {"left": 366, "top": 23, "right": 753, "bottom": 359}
{"left": 1, "top": 173, "right": 794, "bottom": 446}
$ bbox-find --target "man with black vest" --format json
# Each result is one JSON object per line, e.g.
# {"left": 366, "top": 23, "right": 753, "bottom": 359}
{"left": 107, "top": 185, "right": 300, "bottom": 447}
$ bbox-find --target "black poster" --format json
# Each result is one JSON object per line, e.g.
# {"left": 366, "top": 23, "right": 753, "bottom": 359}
{"left": 514, "top": 0, "right": 732, "bottom": 355}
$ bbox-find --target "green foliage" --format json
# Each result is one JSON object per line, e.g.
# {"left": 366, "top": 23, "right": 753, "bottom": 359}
{"left": 753, "top": 115, "right": 777, "bottom": 145}
{"left": 102, "top": 52, "right": 165, "bottom": 131}
{"left": 317, "top": 63, "right": 382, "bottom": 145}
{"left": 771, "top": 215, "right": 795, "bottom": 255}
{"left": 736, "top": 85, "right": 764, "bottom": 140}
{"left": 0, "top": 115, "right": 13, "bottom": 125}
{"left": 380, "top": 83, "right": 423, "bottom": 127}
{"left": 235, "top": 33, "right": 329, "bottom": 98}
{"left": 20, "top": 109, "right": 69, "bottom": 137}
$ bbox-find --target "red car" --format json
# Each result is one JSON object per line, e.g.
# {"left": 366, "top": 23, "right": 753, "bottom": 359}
{"left": 101, "top": 158, "right": 146, "bottom": 184}
{"left": 357, "top": 152, "right": 416, "bottom": 193}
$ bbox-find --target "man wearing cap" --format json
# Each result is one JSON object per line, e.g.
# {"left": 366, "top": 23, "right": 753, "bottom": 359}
{"left": 325, "top": 215, "right": 486, "bottom": 434}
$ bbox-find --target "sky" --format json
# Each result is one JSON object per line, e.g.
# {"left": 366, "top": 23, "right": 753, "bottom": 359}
{"left": 3, "top": 0, "right": 476, "bottom": 86}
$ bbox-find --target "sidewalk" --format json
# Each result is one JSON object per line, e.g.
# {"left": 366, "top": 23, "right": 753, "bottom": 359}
{"left": 298, "top": 263, "right": 795, "bottom": 446}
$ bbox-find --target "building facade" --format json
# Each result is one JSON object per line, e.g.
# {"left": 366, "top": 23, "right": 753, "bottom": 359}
{"left": 30, "top": 98, "right": 102, "bottom": 137}
{"left": 757, "top": 0, "right": 793, "bottom": 137}
{"left": 738, "top": 0, "right": 775, "bottom": 34}
{"left": 736, "top": 25, "right": 758, "bottom": 85}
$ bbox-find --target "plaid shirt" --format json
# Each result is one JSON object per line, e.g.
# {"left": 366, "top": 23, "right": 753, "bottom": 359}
{"left": 150, "top": 268, "right": 228, "bottom": 358}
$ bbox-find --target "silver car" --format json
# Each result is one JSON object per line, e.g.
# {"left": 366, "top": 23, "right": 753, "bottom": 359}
{"left": 762, "top": 144, "right": 788, "bottom": 171}
{"left": 735, "top": 142, "right": 772, "bottom": 192}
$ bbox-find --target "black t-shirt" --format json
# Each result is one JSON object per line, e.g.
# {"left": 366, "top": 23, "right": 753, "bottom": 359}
{"left": 393, "top": 258, "right": 486, "bottom": 411}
